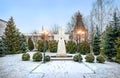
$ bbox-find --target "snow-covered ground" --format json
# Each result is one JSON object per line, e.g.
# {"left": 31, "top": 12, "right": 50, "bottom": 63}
{"left": 0, "top": 52, "right": 120, "bottom": 78}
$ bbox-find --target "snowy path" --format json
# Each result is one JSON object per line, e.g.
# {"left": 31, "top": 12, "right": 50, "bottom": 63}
{"left": 0, "top": 52, "right": 120, "bottom": 78}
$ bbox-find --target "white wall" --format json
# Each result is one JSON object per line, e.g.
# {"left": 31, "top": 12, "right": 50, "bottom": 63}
{"left": 0, "top": 20, "right": 7, "bottom": 36}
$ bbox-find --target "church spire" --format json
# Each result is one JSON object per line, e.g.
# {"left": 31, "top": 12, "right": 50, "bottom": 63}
{"left": 73, "top": 11, "right": 85, "bottom": 32}
{"left": 75, "top": 11, "right": 84, "bottom": 28}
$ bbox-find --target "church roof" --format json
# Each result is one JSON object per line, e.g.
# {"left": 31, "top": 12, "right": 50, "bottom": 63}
{"left": 73, "top": 11, "right": 87, "bottom": 32}
{"left": 75, "top": 12, "right": 84, "bottom": 27}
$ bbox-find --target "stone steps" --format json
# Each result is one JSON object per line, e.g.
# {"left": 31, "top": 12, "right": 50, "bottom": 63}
{"left": 51, "top": 57, "right": 73, "bottom": 61}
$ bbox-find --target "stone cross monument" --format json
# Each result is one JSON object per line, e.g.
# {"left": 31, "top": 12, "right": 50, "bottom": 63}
{"left": 54, "top": 27, "right": 69, "bottom": 57}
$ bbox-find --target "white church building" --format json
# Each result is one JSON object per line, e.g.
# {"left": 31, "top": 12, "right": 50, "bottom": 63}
{"left": 0, "top": 19, "right": 7, "bottom": 39}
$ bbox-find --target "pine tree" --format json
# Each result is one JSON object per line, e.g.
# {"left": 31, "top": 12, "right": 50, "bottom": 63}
{"left": 28, "top": 37, "right": 34, "bottom": 51}
{"left": 104, "top": 25, "right": 115, "bottom": 60}
{"left": 115, "top": 38, "right": 120, "bottom": 62}
{"left": 112, "top": 12, "right": 120, "bottom": 38}
{"left": 104, "top": 12, "right": 120, "bottom": 60}
{"left": 93, "top": 26, "right": 101, "bottom": 55}
{"left": 19, "top": 34, "right": 27, "bottom": 53}
{"left": 3, "top": 17, "right": 21, "bottom": 54}
{"left": 0, "top": 39, "right": 5, "bottom": 56}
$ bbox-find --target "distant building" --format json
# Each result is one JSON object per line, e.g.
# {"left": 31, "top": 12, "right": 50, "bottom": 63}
{"left": 0, "top": 19, "right": 7, "bottom": 38}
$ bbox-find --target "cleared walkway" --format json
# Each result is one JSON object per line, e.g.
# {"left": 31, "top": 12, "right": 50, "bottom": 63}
{"left": 0, "top": 52, "right": 120, "bottom": 78}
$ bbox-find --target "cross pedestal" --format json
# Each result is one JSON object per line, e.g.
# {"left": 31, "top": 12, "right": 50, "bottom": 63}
{"left": 54, "top": 28, "right": 69, "bottom": 57}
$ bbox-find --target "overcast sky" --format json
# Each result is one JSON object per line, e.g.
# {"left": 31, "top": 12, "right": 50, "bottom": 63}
{"left": 0, "top": 0, "right": 119, "bottom": 33}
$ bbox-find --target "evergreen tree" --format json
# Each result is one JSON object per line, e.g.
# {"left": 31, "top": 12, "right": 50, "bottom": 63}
{"left": 0, "top": 39, "right": 5, "bottom": 56}
{"left": 80, "top": 40, "right": 90, "bottom": 55}
{"left": 3, "top": 17, "right": 21, "bottom": 54}
{"left": 37, "top": 40, "right": 44, "bottom": 52}
{"left": 66, "top": 41, "right": 77, "bottom": 54}
{"left": 104, "top": 25, "right": 115, "bottom": 60}
{"left": 19, "top": 34, "right": 27, "bottom": 53}
{"left": 115, "top": 37, "right": 120, "bottom": 63}
{"left": 93, "top": 26, "right": 101, "bottom": 55}
{"left": 48, "top": 40, "right": 57, "bottom": 52}
{"left": 104, "top": 12, "right": 120, "bottom": 60}
{"left": 37, "top": 40, "right": 48, "bottom": 52}
{"left": 28, "top": 37, "right": 34, "bottom": 51}
{"left": 112, "top": 12, "right": 120, "bottom": 38}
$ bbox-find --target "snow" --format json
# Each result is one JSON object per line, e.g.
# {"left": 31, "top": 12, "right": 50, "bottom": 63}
{"left": 0, "top": 52, "right": 120, "bottom": 78}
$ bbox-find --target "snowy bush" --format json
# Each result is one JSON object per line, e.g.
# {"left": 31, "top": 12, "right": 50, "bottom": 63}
{"left": 73, "top": 54, "right": 82, "bottom": 62}
{"left": 45, "top": 55, "right": 50, "bottom": 61}
{"left": 96, "top": 55, "right": 105, "bottom": 63}
{"left": 80, "top": 41, "right": 90, "bottom": 55}
{"left": 85, "top": 53, "right": 94, "bottom": 63}
{"left": 33, "top": 52, "right": 42, "bottom": 61}
{"left": 48, "top": 40, "right": 57, "bottom": 53}
{"left": 66, "top": 41, "right": 77, "bottom": 54}
{"left": 22, "top": 53, "right": 30, "bottom": 61}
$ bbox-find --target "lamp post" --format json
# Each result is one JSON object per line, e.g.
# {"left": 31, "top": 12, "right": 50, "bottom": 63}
{"left": 73, "top": 29, "right": 85, "bottom": 63}
{"left": 41, "top": 29, "right": 49, "bottom": 63}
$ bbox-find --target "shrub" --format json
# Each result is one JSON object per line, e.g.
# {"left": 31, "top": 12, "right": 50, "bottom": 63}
{"left": 45, "top": 55, "right": 50, "bottom": 61}
{"left": 38, "top": 40, "right": 48, "bottom": 52}
{"left": 96, "top": 55, "right": 105, "bottom": 63}
{"left": 115, "top": 59, "right": 120, "bottom": 64}
{"left": 66, "top": 41, "right": 77, "bottom": 54}
{"left": 22, "top": 53, "right": 30, "bottom": 61}
{"left": 38, "top": 40, "right": 44, "bottom": 52}
{"left": 85, "top": 53, "right": 94, "bottom": 63}
{"left": 28, "top": 37, "right": 34, "bottom": 51}
{"left": 48, "top": 40, "right": 57, "bottom": 52}
{"left": 73, "top": 54, "right": 82, "bottom": 62}
{"left": 80, "top": 41, "right": 90, "bottom": 55}
{"left": 33, "top": 52, "right": 42, "bottom": 61}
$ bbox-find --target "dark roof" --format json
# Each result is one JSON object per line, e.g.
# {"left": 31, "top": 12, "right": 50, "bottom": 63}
{"left": 0, "top": 19, "right": 7, "bottom": 23}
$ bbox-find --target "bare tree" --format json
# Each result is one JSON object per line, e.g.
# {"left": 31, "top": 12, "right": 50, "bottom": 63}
{"left": 50, "top": 24, "right": 59, "bottom": 34}
{"left": 84, "top": 11, "right": 95, "bottom": 54}
{"left": 89, "top": 11, "right": 95, "bottom": 54}
{"left": 92, "top": 0, "right": 114, "bottom": 34}
{"left": 86, "top": 0, "right": 115, "bottom": 54}
{"left": 66, "top": 12, "right": 77, "bottom": 33}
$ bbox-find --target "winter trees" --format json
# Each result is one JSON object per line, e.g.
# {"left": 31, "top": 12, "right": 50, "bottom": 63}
{"left": 2, "top": 17, "right": 28, "bottom": 54}
{"left": 104, "top": 12, "right": 120, "bottom": 60}
{"left": 93, "top": 26, "right": 101, "bottom": 55}
{"left": 104, "top": 25, "right": 115, "bottom": 60}
{"left": 3, "top": 17, "right": 21, "bottom": 54}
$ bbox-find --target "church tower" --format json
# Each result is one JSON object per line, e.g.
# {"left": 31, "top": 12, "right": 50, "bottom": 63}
{"left": 73, "top": 11, "right": 88, "bottom": 41}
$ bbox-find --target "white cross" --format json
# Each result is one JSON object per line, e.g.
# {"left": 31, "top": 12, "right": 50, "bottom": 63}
{"left": 54, "top": 27, "right": 69, "bottom": 41}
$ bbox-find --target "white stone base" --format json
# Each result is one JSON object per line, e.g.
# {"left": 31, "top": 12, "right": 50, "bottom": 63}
{"left": 56, "top": 53, "right": 67, "bottom": 57}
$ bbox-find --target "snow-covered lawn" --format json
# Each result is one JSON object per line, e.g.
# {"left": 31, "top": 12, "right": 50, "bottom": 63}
{"left": 0, "top": 52, "right": 120, "bottom": 78}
